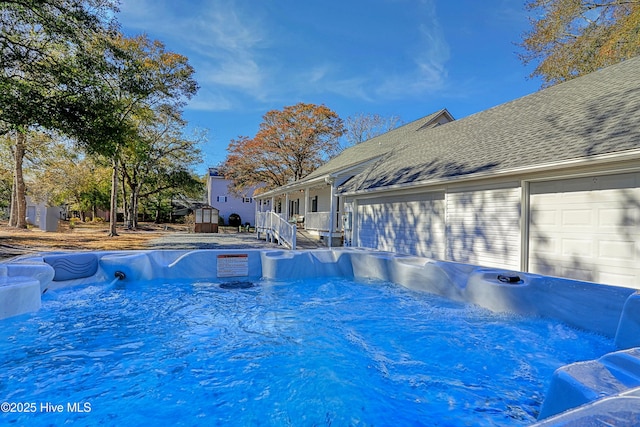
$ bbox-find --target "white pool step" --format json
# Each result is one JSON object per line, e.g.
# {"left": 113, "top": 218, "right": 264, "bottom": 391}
{"left": 538, "top": 347, "right": 640, "bottom": 420}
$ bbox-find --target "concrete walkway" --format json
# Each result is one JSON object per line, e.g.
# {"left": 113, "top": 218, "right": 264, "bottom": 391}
{"left": 146, "top": 231, "right": 325, "bottom": 250}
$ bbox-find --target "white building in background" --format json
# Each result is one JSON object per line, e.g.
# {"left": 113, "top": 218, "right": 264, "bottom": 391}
{"left": 206, "top": 168, "right": 257, "bottom": 226}
{"left": 26, "top": 197, "right": 63, "bottom": 232}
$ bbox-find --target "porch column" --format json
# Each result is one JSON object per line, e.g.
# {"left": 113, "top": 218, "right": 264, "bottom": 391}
{"left": 328, "top": 180, "right": 336, "bottom": 248}
{"left": 254, "top": 197, "right": 258, "bottom": 226}
{"left": 256, "top": 200, "right": 261, "bottom": 240}
{"left": 304, "top": 188, "right": 309, "bottom": 218}
{"left": 285, "top": 193, "right": 290, "bottom": 219}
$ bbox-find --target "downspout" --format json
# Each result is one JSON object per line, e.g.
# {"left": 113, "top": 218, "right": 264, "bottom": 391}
{"left": 352, "top": 199, "right": 358, "bottom": 248}
{"left": 520, "top": 180, "right": 530, "bottom": 272}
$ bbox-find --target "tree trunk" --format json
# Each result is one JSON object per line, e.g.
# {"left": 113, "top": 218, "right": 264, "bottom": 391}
{"left": 125, "top": 168, "right": 140, "bottom": 230}
{"left": 9, "top": 179, "right": 17, "bottom": 227}
{"left": 10, "top": 132, "right": 28, "bottom": 229}
{"left": 108, "top": 156, "right": 119, "bottom": 236}
{"left": 120, "top": 169, "right": 130, "bottom": 229}
{"left": 155, "top": 197, "right": 162, "bottom": 223}
{"left": 122, "top": 190, "right": 130, "bottom": 228}
{"left": 130, "top": 187, "right": 139, "bottom": 229}
{"left": 122, "top": 167, "right": 140, "bottom": 230}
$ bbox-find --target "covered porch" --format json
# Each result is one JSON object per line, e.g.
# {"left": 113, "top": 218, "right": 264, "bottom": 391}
{"left": 255, "top": 175, "right": 344, "bottom": 249}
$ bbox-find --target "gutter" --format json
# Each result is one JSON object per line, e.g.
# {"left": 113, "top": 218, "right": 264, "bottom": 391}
{"left": 255, "top": 157, "right": 382, "bottom": 199}
{"left": 338, "top": 149, "right": 640, "bottom": 197}
{"left": 255, "top": 175, "right": 329, "bottom": 199}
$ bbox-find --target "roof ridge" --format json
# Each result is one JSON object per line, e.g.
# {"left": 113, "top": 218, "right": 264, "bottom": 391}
{"left": 301, "top": 108, "right": 454, "bottom": 182}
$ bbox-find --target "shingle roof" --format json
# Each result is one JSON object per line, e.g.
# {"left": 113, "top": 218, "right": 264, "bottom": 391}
{"left": 339, "top": 56, "right": 640, "bottom": 194}
{"left": 303, "top": 108, "right": 454, "bottom": 181}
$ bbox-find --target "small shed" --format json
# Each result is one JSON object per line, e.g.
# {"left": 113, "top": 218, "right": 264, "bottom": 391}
{"left": 194, "top": 206, "right": 219, "bottom": 233}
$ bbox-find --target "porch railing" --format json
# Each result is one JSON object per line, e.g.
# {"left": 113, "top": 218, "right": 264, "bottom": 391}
{"left": 256, "top": 211, "right": 296, "bottom": 250}
{"left": 304, "top": 211, "right": 343, "bottom": 233}
{"left": 304, "top": 211, "right": 331, "bottom": 231}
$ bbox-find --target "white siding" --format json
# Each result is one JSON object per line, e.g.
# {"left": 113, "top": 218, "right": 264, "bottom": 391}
{"left": 356, "top": 192, "right": 446, "bottom": 258}
{"left": 529, "top": 173, "right": 640, "bottom": 288}
{"left": 207, "top": 175, "right": 256, "bottom": 225}
{"left": 445, "top": 183, "right": 521, "bottom": 270}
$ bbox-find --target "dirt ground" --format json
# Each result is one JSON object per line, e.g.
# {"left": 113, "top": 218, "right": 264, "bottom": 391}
{"left": 0, "top": 220, "right": 194, "bottom": 259}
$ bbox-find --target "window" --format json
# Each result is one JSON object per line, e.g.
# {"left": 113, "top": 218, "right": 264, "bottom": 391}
{"left": 216, "top": 196, "right": 228, "bottom": 202}
{"left": 290, "top": 199, "right": 300, "bottom": 215}
{"left": 311, "top": 195, "right": 318, "bottom": 212}
{"left": 242, "top": 197, "right": 253, "bottom": 203}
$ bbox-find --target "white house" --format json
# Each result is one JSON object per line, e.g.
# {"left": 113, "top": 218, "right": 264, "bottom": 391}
{"left": 256, "top": 56, "right": 640, "bottom": 289}
{"left": 206, "top": 167, "right": 256, "bottom": 226}
{"left": 255, "top": 109, "right": 455, "bottom": 245}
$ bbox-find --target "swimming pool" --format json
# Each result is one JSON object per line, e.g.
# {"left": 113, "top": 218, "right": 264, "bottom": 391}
{"left": 2, "top": 249, "right": 640, "bottom": 425}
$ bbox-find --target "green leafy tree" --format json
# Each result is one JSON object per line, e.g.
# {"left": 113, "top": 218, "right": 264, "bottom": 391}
{"left": 0, "top": 3, "right": 200, "bottom": 235}
{"left": 0, "top": 0, "right": 119, "bottom": 228}
{"left": 222, "top": 103, "right": 345, "bottom": 195}
{"left": 3, "top": 130, "right": 62, "bottom": 225}
{"left": 0, "top": 0, "right": 118, "bottom": 135}
{"left": 84, "top": 33, "right": 198, "bottom": 235}
{"left": 141, "top": 171, "right": 204, "bottom": 224}
{"left": 120, "top": 105, "right": 205, "bottom": 228}
{"left": 0, "top": 134, "right": 14, "bottom": 214}
{"left": 31, "top": 145, "right": 111, "bottom": 222}
{"left": 520, "top": 0, "right": 640, "bottom": 86}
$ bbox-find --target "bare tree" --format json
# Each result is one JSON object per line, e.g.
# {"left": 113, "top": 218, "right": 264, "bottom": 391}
{"left": 344, "top": 113, "right": 403, "bottom": 146}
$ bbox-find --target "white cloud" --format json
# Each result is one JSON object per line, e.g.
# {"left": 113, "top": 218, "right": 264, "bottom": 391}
{"left": 187, "top": 89, "right": 234, "bottom": 112}
{"left": 119, "top": 0, "right": 269, "bottom": 98}
{"left": 118, "top": 0, "right": 451, "bottom": 109}
{"left": 306, "top": 65, "right": 331, "bottom": 84}
{"left": 375, "top": 1, "right": 450, "bottom": 98}
{"left": 198, "top": 57, "right": 263, "bottom": 91}
{"left": 270, "top": 0, "right": 451, "bottom": 103}
{"left": 325, "top": 76, "right": 375, "bottom": 102}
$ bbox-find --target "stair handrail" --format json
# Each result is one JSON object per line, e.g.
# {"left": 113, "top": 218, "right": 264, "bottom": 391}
{"left": 255, "top": 211, "right": 296, "bottom": 250}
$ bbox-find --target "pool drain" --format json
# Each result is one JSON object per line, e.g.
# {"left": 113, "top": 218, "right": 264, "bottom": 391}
{"left": 219, "top": 281, "right": 255, "bottom": 290}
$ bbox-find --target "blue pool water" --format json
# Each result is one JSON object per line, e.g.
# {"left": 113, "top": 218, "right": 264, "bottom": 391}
{"left": 1, "top": 277, "right": 613, "bottom": 426}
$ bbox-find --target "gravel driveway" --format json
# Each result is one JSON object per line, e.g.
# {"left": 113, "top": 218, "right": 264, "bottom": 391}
{"left": 146, "top": 232, "right": 283, "bottom": 250}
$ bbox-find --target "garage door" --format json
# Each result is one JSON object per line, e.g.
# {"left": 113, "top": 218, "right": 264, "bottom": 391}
{"left": 446, "top": 183, "right": 521, "bottom": 270}
{"left": 529, "top": 173, "right": 640, "bottom": 288}
{"left": 356, "top": 192, "right": 445, "bottom": 259}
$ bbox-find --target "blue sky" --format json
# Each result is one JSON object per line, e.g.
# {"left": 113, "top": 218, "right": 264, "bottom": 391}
{"left": 117, "top": 0, "right": 542, "bottom": 175}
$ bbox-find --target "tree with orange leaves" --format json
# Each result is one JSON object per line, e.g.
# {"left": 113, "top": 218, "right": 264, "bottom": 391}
{"left": 520, "top": 0, "right": 640, "bottom": 86}
{"left": 222, "top": 103, "right": 344, "bottom": 195}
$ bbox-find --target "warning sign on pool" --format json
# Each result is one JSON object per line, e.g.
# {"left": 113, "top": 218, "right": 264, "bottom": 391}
{"left": 217, "top": 254, "right": 249, "bottom": 277}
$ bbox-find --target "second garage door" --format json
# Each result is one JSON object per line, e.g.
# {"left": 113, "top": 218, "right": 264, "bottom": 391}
{"left": 529, "top": 173, "right": 640, "bottom": 288}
